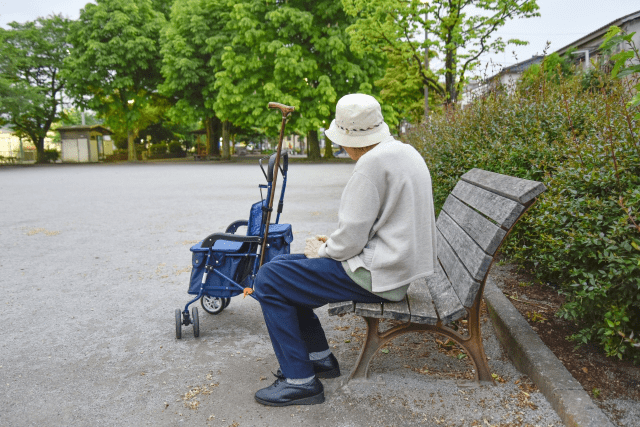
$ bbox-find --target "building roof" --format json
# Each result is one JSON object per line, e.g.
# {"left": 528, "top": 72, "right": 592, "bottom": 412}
{"left": 498, "top": 55, "right": 544, "bottom": 75}
{"left": 482, "top": 55, "right": 544, "bottom": 84}
{"left": 56, "top": 125, "right": 112, "bottom": 135}
{"left": 555, "top": 9, "right": 640, "bottom": 55}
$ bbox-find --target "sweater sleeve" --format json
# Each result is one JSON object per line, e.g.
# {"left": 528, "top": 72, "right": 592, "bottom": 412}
{"left": 318, "top": 171, "right": 380, "bottom": 261}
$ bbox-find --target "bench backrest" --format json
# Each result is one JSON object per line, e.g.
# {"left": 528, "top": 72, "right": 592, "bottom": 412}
{"left": 436, "top": 168, "right": 546, "bottom": 310}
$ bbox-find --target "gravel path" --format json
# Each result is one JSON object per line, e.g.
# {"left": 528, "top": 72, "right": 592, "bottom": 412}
{"left": 0, "top": 162, "right": 563, "bottom": 426}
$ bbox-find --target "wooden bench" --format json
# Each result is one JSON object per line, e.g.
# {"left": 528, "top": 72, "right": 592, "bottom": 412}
{"left": 328, "top": 168, "right": 546, "bottom": 384}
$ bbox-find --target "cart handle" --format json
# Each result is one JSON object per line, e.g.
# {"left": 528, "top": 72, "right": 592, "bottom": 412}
{"left": 201, "top": 233, "right": 261, "bottom": 249}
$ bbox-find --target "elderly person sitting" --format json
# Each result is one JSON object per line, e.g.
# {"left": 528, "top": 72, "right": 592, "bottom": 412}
{"left": 253, "top": 93, "right": 437, "bottom": 406}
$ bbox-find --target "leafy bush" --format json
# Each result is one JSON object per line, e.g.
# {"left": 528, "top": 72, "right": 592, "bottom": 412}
{"left": 43, "top": 149, "right": 60, "bottom": 163}
{"left": 168, "top": 141, "right": 184, "bottom": 155}
{"left": 406, "top": 62, "right": 640, "bottom": 362}
{"left": 149, "top": 143, "right": 168, "bottom": 155}
{"left": 521, "top": 51, "right": 574, "bottom": 85}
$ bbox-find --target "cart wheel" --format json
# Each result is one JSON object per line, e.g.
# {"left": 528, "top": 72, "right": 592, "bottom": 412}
{"left": 223, "top": 297, "right": 231, "bottom": 308}
{"left": 192, "top": 307, "right": 200, "bottom": 337}
{"left": 200, "top": 295, "right": 225, "bottom": 315}
{"left": 175, "top": 309, "right": 182, "bottom": 339}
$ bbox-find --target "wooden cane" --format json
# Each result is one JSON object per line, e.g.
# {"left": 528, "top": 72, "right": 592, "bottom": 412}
{"left": 258, "top": 102, "right": 295, "bottom": 267}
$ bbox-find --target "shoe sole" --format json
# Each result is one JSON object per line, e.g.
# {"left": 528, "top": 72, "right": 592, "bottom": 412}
{"left": 254, "top": 391, "right": 325, "bottom": 407}
{"left": 316, "top": 367, "right": 341, "bottom": 379}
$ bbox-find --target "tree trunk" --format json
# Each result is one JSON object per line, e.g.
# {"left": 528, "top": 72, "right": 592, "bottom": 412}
{"left": 424, "top": 21, "right": 430, "bottom": 120}
{"left": 444, "top": 38, "right": 457, "bottom": 104}
{"left": 211, "top": 116, "right": 221, "bottom": 157}
{"left": 221, "top": 120, "right": 231, "bottom": 160}
{"left": 35, "top": 136, "right": 46, "bottom": 164}
{"left": 307, "top": 129, "right": 321, "bottom": 160}
{"left": 127, "top": 128, "right": 137, "bottom": 161}
{"left": 205, "top": 116, "right": 221, "bottom": 157}
{"left": 322, "top": 130, "right": 333, "bottom": 160}
{"left": 204, "top": 117, "right": 212, "bottom": 156}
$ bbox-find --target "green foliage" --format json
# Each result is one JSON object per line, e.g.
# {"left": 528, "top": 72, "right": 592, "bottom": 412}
{"left": 600, "top": 26, "right": 640, "bottom": 115}
{"left": 161, "top": 0, "right": 383, "bottom": 160}
{"left": 43, "top": 149, "right": 60, "bottom": 163}
{"left": 58, "top": 108, "right": 102, "bottom": 127}
{"left": 168, "top": 141, "right": 184, "bottom": 155}
{"left": 149, "top": 143, "right": 168, "bottom": 155}
{"left": 212, "top": 0, "right": 386, "bottom": 159}
{"left": 159, "top": 0, "right": 232, "bottom": 155}
{"left": 64, "top": 0, "right": 166, "bottom": 161}
{"left": 0, "top": 15, "right": 72, "bottom": 163}
{"left": 406, "top": 69, "right": 640, "bottom": 363}
{"left": 343, "top": 0, "right": 540, "bottom": 111}
{"left": 521, "top": 52, "right": 574, "bottom": 85}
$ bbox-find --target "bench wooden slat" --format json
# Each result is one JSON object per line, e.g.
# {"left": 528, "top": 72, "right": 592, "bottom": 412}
{"left": 442, "top": 194, "right": 507, "bottom": 255}
{"left": 437, "top": 211, "right": 493, "bottom": 282}
{"left": 461, "top": 168, "right": 546, "bottom": 205}
{"left": 382, "top": 297, "right": 411, "bottom": 322}
{"left": 355, "top": 302, "right": 383, "bottom": 318}
{"left": 426, "top": 263, "right": 467, "bottom": 323}
{"left": 451, "top": 180, "right": 524, "bottom": 229}
{"left": 407, "top": 277, "right": 438, "bottom": 325}
{"left": 327, "top": 301, "right": 354, "bottom": 316}
{"left": 436, "top": 229, "right": 481, "bottom": 307}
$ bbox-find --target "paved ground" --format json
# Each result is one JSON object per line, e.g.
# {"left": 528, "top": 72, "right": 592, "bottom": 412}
{"left": 0, "top": 162, "right": 563, "bottom": 426}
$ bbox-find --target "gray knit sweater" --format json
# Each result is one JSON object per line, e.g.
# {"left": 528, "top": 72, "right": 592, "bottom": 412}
{"left": 318, "top": 136, "right": 437, "bottom": 292}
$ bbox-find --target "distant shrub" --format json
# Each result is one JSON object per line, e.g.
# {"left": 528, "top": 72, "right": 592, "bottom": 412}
{"left": 149, "top": 143, "right": 168, "bottom": 155}
{"left": 406, "top": 65, "right": 640, "bottom": 363}
{"left": 43, "top": 149, "right": 60, "bottom": 163}
{"left": 168, "top": 141, "right": 184, "bottom": 155}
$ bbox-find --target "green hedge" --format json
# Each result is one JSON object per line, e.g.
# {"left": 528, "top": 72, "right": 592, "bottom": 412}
{"left": 406, "top": 68, "right": 640, "bottom": 362}
{"left": 149, "top": 143, "right": 168, "bottom": 155}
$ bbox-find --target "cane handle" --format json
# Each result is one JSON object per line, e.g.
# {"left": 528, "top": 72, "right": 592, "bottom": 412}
{"left": 268, "top": 102, "right": 295, "bottom": 116}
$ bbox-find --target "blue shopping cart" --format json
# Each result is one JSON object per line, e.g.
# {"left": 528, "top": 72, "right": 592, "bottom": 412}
{"left": 175, "top": 152, "right": 293, "bottom": 338}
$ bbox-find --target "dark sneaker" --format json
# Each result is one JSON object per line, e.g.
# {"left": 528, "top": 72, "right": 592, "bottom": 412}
{"left": 254, "top": 377, "right": 324, "bottom": 407}
{"left": 276, "top": 353, "right": 341, "bottom": 379}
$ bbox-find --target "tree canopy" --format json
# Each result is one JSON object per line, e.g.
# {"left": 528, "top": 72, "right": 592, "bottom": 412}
{"left": 210, "top": 0, "right": 387, "bottom": 159}
{"left": 64, "top": 0, "right": 167, "bottom": 161}
{"left": 160, "top": 0, "right": 236, "bottom": 158}
{"left": 343, "top": 0, "right": 540, "bottom": 114}
{"left": 0, "top": 14, "right": 72, "bottom": 163}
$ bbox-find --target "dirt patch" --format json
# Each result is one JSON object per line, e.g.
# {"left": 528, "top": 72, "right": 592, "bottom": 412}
{"left": 491, "top": 260, "right": 640, "bottom": 410}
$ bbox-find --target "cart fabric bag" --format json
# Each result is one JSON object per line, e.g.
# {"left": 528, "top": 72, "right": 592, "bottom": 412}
{"left": 188, "top": 224, "right": 293, "bottom": 298}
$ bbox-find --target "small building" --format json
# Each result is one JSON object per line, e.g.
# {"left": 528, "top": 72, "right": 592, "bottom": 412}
{"left": 556, "top": 9, "right": 640, "bottom": 69}
{"left": 57, "top": 125, "right": 113, "bottom": 163}
{"left": 461, "top": 56, "right": 544, "bottom": 106}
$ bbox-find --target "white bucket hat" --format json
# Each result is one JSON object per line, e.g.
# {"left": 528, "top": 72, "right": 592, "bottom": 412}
{"left": 324, "top": 94, "right": 390, "bottom": 148}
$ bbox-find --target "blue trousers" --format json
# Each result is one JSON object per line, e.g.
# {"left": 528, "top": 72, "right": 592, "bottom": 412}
{"left": 253, "top": 254, "right": 388, "bottom": 379}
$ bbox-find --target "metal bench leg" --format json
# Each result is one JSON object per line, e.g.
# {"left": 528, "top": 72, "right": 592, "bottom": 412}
{"left": 348, "top": 317, "right": 412, "bottom": 383}
{"left": 461, "top": 303, "right": 493, "bottom": 383}
{"left": 348, "top": 317, "right": 382, "bottom": 382}
{"left": 346, "top": 314, "right": 494, "bottom": 385}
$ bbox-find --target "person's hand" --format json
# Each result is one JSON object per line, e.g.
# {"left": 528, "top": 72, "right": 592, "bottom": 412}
{"left": 304, "top": 235, "right": 328, "bottom": 258}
